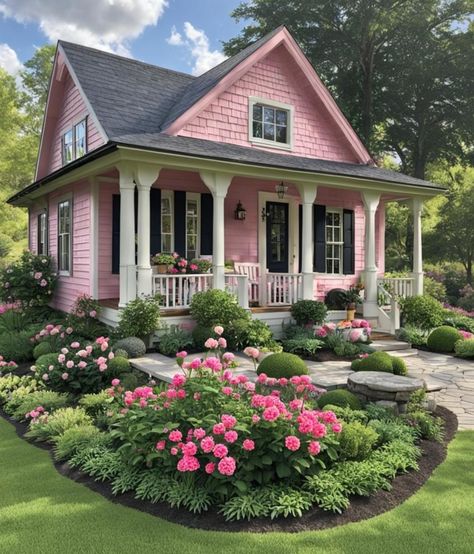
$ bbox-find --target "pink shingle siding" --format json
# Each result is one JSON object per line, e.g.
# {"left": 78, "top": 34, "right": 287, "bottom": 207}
{"left": 43, "top": 72, "right": 103, "bottom": 176}
{"left": 179, "top": 46, "right": 359, "bottom": 164}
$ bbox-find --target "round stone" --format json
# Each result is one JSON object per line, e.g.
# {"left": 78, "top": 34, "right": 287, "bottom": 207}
{"left": 347, "top": 371, "right": 424, "bottom": 393}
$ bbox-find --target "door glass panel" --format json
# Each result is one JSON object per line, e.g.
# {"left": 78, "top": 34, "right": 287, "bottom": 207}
{"left": 266, "top": 202, "right": 288, "bottom": 272}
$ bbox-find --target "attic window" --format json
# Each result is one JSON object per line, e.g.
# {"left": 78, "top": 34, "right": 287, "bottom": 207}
{"left": 249, "top": 97, "right": 293, "bottom": 150}
{"left": 61, "top": 118, "right": 87, "bottom": 165}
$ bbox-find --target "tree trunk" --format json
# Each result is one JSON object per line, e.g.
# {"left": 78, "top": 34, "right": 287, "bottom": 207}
{"left": 467, "top": 258, "right": 473, "bottom": 285}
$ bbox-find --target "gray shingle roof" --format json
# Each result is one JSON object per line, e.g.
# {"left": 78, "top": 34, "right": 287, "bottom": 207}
{"left": 114, "top": 133, "right": 443, "bottom": 190}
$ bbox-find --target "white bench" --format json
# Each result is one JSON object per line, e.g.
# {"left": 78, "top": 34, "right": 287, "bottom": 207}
{"left": 234, "top": 262, "right": 261, "bottom": 304}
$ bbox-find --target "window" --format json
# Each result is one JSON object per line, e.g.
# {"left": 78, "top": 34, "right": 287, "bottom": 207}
{"left": 325, "top": 209, "right": 343, "bottom": 274}
{"left": 185, "top": 193, "right": 200, "bottom": 260}
{"left": 249, "top": 97, "right": 292, "bottom": 149}
{"left": 161, "top": 191, "right": 174, "bottom": 253}
{"left": 58, "top": 200, "right": 71, "bottom": 274}
{"left": 37, "top": 212, "right": 48, "bottom": 255}
{"left": 61, "top": 119, "right": 87, "bottom": 165}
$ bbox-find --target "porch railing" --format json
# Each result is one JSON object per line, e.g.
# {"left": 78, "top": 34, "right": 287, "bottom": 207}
{"left": 266, "top": 273, "right": 303, "bottom": 306}
{"left": 225, "top": 273, "right": 249, "bottom": 309}
{"left": 377, "top": 277, "right": 414, "bottom": 301}
{"left": 152, "top": 274, "right": 213, "bottom": 309}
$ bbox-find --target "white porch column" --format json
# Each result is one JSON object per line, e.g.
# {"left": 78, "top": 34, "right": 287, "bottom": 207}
{"left": 118, "top": 164, "right": 137, "bottom": 307}
{"left": 296, "top": 182, "right": 318, "bottom": 299}
{"left": 135, "top": 165, "right": 162, "bottom": 298}
{"left": 411, "top": 197, "right": 424, "bottom": 296}
{"left": 361, "top": 191, "right": 381, "bottom": 317}
{"left": 199, "top": 171, "right": 233, "bottom": 290}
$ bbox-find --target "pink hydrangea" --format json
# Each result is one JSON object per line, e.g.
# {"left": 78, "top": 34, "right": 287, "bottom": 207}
{"left": 58, "top": 354, "right": 65, "bottom": 363}
{"left": 182, "top": 442, "right": 198, "bottom": 456}
{"left": 221, "top": 386, "right": 233, "bottom": 396}
{"left": 177, "top": 455, "right": 200, "bottom": 472}
{"left": 172, "top": 374, "right": 186, "bottom": 387}
{"left": 251, "top": 414, "right": 260, "bottom": 424}
{"left": 170, "top": 447, "right": 178, "bottom": 455}
{"left": 218, "top": 337, "right": 227, "bottom": 348}
{"left": 200, "top": 436, "right": 215, "bottom": 453}
{"left": 213, "top": 443, "right": 229, "bottom": 458}
{"left": 61, "top": 372, "right": 69, "bottom": 380}
{"left": 78, "top": 361, "right": 87, "bottom": 369}
{"left": 111, "top": 378, "right": 120, "bottom": 387}
{"left": 308, "top": 440, "right": 321, "bottom": 455}
{"left": 176, "top": 351, "right": 188, "bottom": 358}
{"left": 221, "top": 414, "right": 237, "bottom": 429}
{"left": 332, "top": 423, "right": 342, "bottom": 433}
{"left": 243, "top": 346, "right": 260, "bottom": 359}
{"left": 204, "top": 338, "right": 219, "bottom": 349}
{"left": 66, "top": 360, "right": 74, "bottom": 369}
{"left": 242, "top": 439, "right": 255, "bottom": 451}
{"left": 214, "top": 326, "right": 224, "bottom": 336}
{"left": 205, "top": 357, "right": 222, "bottom": 372}
{"left": 190, "top": 358, "right": 202, "bottom": 369}
{"left": 315, "top": 327, "right": 328, "bottom": 338}
{"left": 205, "top": 462, "right": 216, "bottom": 474}
{"left": 262, "top": 406, "right": 280, "bottom": 422}
{"left": 223, "top": 352, "right": 235, "bottom": 362}
{"left": 217, "top": 456, "right": 236, "bottom": 476}
{"left": 285, "top": 435, "right": 301, "bottom": 451}
{"left": 224, "top": 430, "right": 238, "bottom": 444}
{"left": 213, "top": 422, "right": 226, "bottom": 435}
{"left": 169, "top": 430, "right": 183, "bottom": 442}
{"left": 155, "top": 440, "right": 166, "bottom": 451}
{"left": 193, "top": 428, "right": 206, "bottom": 440}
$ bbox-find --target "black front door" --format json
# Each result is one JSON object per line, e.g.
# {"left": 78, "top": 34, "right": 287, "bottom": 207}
{"left": 266, "top": 201, "right": 289, "bottom": 273}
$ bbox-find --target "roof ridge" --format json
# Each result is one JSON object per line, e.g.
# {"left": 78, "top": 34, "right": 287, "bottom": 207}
{"left": 58, "top": 40, "right": 195, "bottom": 79}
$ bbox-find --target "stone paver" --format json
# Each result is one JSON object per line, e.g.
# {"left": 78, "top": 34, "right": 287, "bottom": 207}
{"left": 131, "top": 348, "right": 474, "bottom": 430}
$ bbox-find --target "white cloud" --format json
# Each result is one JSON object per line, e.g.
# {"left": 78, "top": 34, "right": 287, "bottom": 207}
{"left": 0, "top": 43, "right": 23, "bottom": 76}
{"left": 166, "top": 25, "right": 183, "bottom": 46}
{"left": 168, "top": 21, "right": 227, "bottom": 76}
{"left": 0, "top": 0, "right": 168, "bottom": 56}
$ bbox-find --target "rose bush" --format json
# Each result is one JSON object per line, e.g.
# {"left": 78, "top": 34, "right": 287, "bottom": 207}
{"left": 32, "top": 337, "right": 116, "bottom": 394}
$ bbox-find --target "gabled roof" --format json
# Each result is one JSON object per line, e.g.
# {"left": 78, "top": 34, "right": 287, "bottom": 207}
{"left": 59, "top": 41, "right": 194, "bottom": 139}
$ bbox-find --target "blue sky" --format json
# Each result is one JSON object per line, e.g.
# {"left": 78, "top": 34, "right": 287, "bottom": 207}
{"left": 0, "top": 0, "right": 246, "bottom": 79}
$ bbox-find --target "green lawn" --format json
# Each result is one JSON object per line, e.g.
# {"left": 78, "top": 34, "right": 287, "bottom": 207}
{"left": 1, "top": 418, "right": 473, "bottom": 554}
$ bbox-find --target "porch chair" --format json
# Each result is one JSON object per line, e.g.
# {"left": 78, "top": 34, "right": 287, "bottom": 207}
{"left": 234, "top": 262, "right": 261, "bottom": 305}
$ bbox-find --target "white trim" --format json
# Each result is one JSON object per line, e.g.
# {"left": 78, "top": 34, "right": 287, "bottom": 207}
{"left": 248, "top": 96, "right": 294, "bottom": 150}
{"left": 160, "top": 189, "right": 174, "bottom": 254}
{"left": 89, "top": 178, "right": 99, "bottom": 298}
{"left": 185, "top": 192, "right": 201, "bottom": 259}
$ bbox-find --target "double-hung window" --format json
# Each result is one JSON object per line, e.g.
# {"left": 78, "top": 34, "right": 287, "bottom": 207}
{"left": 185, "top": 193, "right": 200, "bottom": 260}
{"left": 37, "top": 212, "right": 48, "bottom": 255}
{"left": 62, "top": 118, "right": 87, "bottom": 165}
{"left": 325, "top": 209, "right": 343, "bottom": 274}
{"left": 249, "top": 97, "right": 292, "bottom": 149}
{"left": 58, "top": 200, "right": 71, "bottom": 274}
{"left": 160, "top": 191, "right": 174, "bottom": 253}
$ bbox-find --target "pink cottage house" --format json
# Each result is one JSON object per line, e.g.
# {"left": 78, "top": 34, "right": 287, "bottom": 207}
{"left": 8, "top": 27, "right": 442, "bottom": 333}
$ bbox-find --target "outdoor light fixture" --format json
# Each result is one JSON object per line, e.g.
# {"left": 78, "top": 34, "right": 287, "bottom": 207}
{"left": 234, "top": 200, "right": 247, "bottom": 220}
{"left": 275, "top": 182, "right": 288, "bottom": 199}
{"left": 261, "top": 207, "right": 269, "bottom": 221}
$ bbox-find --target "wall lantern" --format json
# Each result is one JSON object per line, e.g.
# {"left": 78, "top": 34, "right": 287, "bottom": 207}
{"left": 234, "top": 200, "right": 247, "bottom": 220}
{"left": 275, "top": 182, "right": 288, "bottom": 199}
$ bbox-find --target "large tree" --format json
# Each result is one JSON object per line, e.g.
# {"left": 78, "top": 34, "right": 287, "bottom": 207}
{"left": 224, "top": 0, "right": 473, "bottom": 171}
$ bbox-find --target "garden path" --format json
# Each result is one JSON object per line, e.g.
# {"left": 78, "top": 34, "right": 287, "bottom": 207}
{"left": 130, "top": 350, "right": 474, "bottom": 430}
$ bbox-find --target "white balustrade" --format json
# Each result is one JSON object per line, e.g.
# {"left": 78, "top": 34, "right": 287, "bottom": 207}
{"left": 377, "top": 277, "right": 414, "bottom": 299}
{"left": 152, "top": 274, "right": 213, "bottom": 309}
{"left": 225, "top": 273, "right": 249, "bottom": 309}
{"left": 266, "top": 273, "right": 303, "bottom": 306}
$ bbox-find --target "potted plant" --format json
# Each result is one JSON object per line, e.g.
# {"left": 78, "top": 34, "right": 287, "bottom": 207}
{"left": 151, "top": 252, "right": 175, "bottom": 274}
{"left": 344, "top": 286, "right": 363, "bottom": 321}
{"left": 190, "top": 258, "right": 212, "bottom": 273}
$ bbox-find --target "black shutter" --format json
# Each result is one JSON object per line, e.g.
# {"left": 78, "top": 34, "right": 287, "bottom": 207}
{"left": 313, "top": 204, "right": 326, "bottom": 272}
{"left": 174, "top": 190, "right": 186, "bottom": 256}
{"left": 343, "top": 209, "right": 355, "bottom": 274}
{"left": 298, "top": 204, "right": 302, "bottom": 273}
{"left": 112, "top": 194, "right": 120, "bottom": 274}
{"left": 200, "top": 193, "right": 213, "bottom": 256}
{"left": 150, "top": 188, "right": 161, "bottom": 255}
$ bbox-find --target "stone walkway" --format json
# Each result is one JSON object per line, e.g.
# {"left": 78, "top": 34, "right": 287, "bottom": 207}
{"left": 131, "top": 349, "right": 474, "bottom": 430}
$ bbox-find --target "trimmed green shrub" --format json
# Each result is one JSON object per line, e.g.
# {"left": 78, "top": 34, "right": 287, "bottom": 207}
{"left": 112, "top": 337, "right": 146, "bottom": 358}
{"left": 355, "top": 351, "right": 393, "bottom": 373}
{"left": 35, "top": 352, "right": 60, "bottom": 372}
{"left": 337, "top": 421, "right": 379, "bottom": 460}
{"left": 190, "top": 289, "right": 249, "bottom": 328}
{"left": 120, "top": 372, "right": 139, "bottom": 391}
{"left": 6, "top": 390, "right": 69, "bottom": 421}
{"left": 256, "top": 352, "right": 308, "bottom": 378}
{"left": 25, "top": 407, "right": 92, "bottom": 442}
{"left": 0, "top": 330, "right": 35, "bottom": 362}
{"left": 192, "top": 326, "right": 214, "bottom": 350}
{"left": 318, "top": 389, "right": 361, "bottom": 410}
{"left": 351, "top": 358, "right": 363, "bottom": 371}
{"left": 53, "top": 425, "right": 111, "bottom": 461}
{"left": 227, "top": 318, "right": 275, "bottom": 350}
{"left": 113, "top": 348, "right": 129, "bottom": 359}
{"left": 290, "top": 300, "right": 327, "bottom": 326}
{"left": 454, "top": 338, "right": 474, "bottom": 358}
{"left": 400, "top": 295, "right": 445, "bottom": 330}
{"left": 391, "top": 357, "right": 408, "bottom": 376}
{"left": 427, "top": 326, "right": 462, "bottom": 352}
{"left": 108, "top": 356, "right": 131, "bottom": 375}
{"left": 33, "top": 341, "right": 53, "bottom": 359}
{"left": 116, "top": 297, "right": 160, "bottom": 341}
{"left": 158, "top": 327, "right": 194, "bottom": 356}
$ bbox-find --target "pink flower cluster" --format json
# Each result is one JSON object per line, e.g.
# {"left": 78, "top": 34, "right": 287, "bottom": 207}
{"left": 0, "top": 355, "right": 18, "bottom": 370}
{"left": 124, "top": 386, "right": 157, "bottom": 407}
{"left": 459, "top": 330, "right": 474, "bottom": 340}
{"left": 25, "top": 405, "right": 46, "bottom": 421}
{"left": 33, "top": 323, "right": 74, "bottom": 342}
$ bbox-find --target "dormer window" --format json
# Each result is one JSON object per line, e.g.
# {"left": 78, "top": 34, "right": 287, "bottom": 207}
{"left": 249, "top": 97, "right": 293, "bottom": 150}
{"left": 61, "top": 118, "right": 87, "bottom": 165}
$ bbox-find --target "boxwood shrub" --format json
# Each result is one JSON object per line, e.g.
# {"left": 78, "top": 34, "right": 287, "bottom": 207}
{"left": 427, "top": 326, "right": 462, "bottom": 352}
{"left": 257, "top": 352, "right": 308, "bottom": 378}
{"left": 318, "top": 389, "right": 361, "bottom": 410}
{"left": 454, "top": 338, "right": 474, "bottom": 358}
{"left": 400, "top": 295, "right": 445, "bottom": 330}
{"left": 351, "top": 352, "right": 407, "bottom": 375}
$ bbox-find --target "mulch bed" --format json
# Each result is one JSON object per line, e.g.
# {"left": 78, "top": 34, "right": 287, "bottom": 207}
{"left": 0, "top": 404, "right": 458, "bottom": 533}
